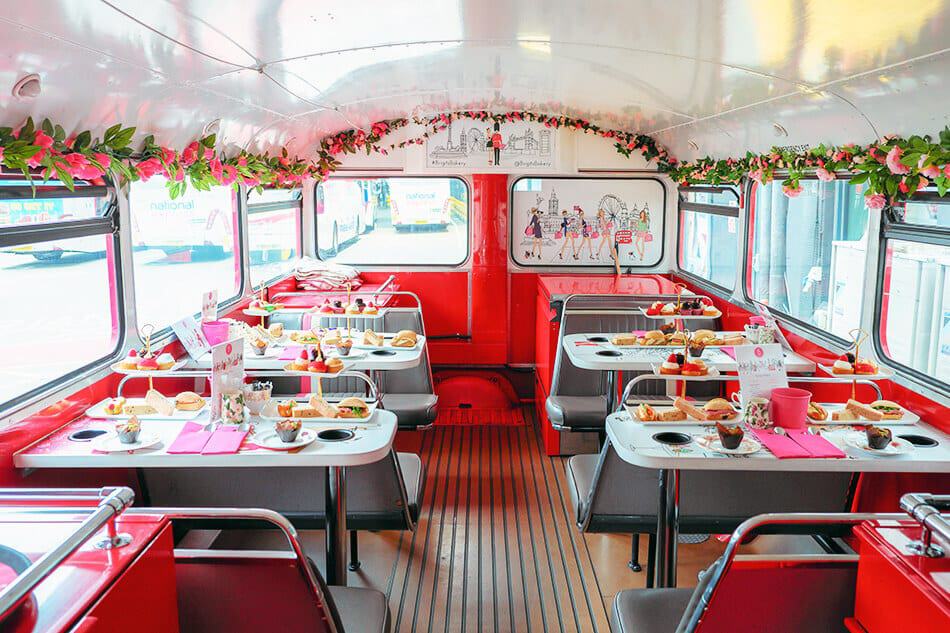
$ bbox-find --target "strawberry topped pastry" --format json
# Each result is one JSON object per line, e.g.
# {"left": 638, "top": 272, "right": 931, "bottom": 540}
{"left": 292, "top": 350, "right": 309, "bottom": 371}
{"left": 832, "top": 353, "right": 854, "bottom": 374}
{"left": 362, "top": 301, "right": 379, "bottom": 315}
{"left": 137, "top": 355, "right": 160, "bottom": 371}
{"left": 318, "top": 300, "right": 335, "bottom": 314}
{"left": 659, "top": 353, "right": 683, "bottom": 375}
{"left": 853, "top": 358, "right": 878, "bottom": 375}
{"left": 119, "top": 349, "right": 139, "bottom": 370}
{"left": 681, "top": 359, "right": 708, "bottom": 376}
{"left": 646, "top": 301, "right": 663, "bottom": 316}
{"left": 308, "top": 359, "right": 329, "bottom": 373}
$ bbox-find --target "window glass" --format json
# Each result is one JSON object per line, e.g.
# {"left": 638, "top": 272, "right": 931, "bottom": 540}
{"left": 682, "top": 188, "right": 738, "bottom": 206}
{"left": 0, "top": 182, "right": 107, "bottom": 227}
{"left": 900, "top": 199, "right": 950, "bottom": 228}
{"left": 679, "top": 211, "right": 738, "bottom": 289}
{"left": 0, "top": 234, "right": 118, "bottom": 406}
{"left": 879, "top": 240, "right": 950, "bottom": 384}
{"left": 248, "top": 188, "right": 301, "bottom": 285}
{"left": 129, "top": 178, "right": 239, "bottom": 331}
{"left": 316, "top": 177, "right": 469, "bottom": 266}
{"left": 749, "top": 180, "right": 870, "bottom": 339}
{"left": 511, "top": 177, "right": 664, "bottom": 267}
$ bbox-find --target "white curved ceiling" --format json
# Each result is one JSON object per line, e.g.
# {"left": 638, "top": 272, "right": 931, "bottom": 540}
{"left": 0, "top": 0, "right": 947, "bottom": 161}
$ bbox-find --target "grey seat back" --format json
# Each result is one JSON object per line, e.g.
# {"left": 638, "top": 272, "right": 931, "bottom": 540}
{"left": 579, "top": 440, "right": 852, "bottom": 531}
{"left": 375, "top": 309, "right": 434, "bottom": 396}
{"left": 143, "top": 450, "right": 415, "bottom": 530}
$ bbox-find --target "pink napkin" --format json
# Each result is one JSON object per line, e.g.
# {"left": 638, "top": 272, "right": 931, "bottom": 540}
{"left": 720, "top": 347, "right": 736, "bottom": 359}
{"left": 752, "top": 429, "right": 810, "bottom": 458}
{"left": 786, "top": 430, "right": 846, "bottom": 458}
{"left": 167, "top": 422, "right": 212, "bottom": 454}
{"left": 632, "top": 330, "right": 646, "bottom": 336}
{"left": 278, "top": 346, "right": 304, "bottom": 360}
{"left": 201, "top": 427, "right": 249, "bottom": 454}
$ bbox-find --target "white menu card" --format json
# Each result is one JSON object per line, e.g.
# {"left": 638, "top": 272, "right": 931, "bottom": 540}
{"left": 734, "top": 343, "right": 788, "bottom": 404}
{"left": 210, "top": 337, "right": 244, "bottom": 420}
{"left": 171, "top": 315, "right": 211, "bottom": 360}
{"left": 201, "top": 290, "right": 218, "bottom": 323}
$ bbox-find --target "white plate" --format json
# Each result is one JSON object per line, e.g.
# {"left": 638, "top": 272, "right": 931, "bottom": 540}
{"left": 623, "top": 404, "right": 716, "bottom": 425}
{"left": 311, "top": 310, "right": 384, "bottom": 320}
{"left": 817, "top": 364, "right": 895, "bottom": 380}
{"left": 243, "top": 308, "right": 283, "bottom": 317}
{"left": 697, "top": 435, "right": 762, "bottom": 455}
{"left": 281, "top": 360, "right": 352, "bottom": 376}
{"left": 808, "top": 403, "right": 920, "bottom": 425}
{"left": 251, "top": 428, "right": 318, "bottom": 451}
{"left": 85, "top": 397, "right": 206, "bottom": 421}
{"left": 110, "top": 359, "right": 187, "bottom": 375}
{"left": 639, "top": 307, "right": 722, "bottom": 320}
{"left": 845, "top": 433, "right": 914, "bottom": 456}
{"left": 92, "top": 432, "right": 162, "bottom": 453}
{"left": 328, "top": 349, "right": 367, "bottom": 360}
{"left": 259, "top": 398, "right": 377, "bottom": 424}
{"left": 650, "top": 364, "right": 722, "bottom": 380}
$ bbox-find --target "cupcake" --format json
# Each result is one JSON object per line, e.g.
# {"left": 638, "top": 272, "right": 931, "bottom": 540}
{"left": 250, "top": 338, "right": 267, "bottom": 356}
{"left": 119, "top": 350, "right": 139, "bottom": 370}
{"left": 362, "top": 302, "right": 378, "bottom": 315}
{"left": 293, "top": 350, "right": 309, "bottom": 371}
{"left": 716, "top": 422, "right": 744, "bottom": 450}
{"left": 116, "top": 416, "right": 141, "bottom": 444}
{"left": 337, "top": 339, "right": 353, "bottom": 356}
{"left": 688, "top": 340, "right": 706, "bottom": 358}
{"left": 345, "top": 303, "right": 361, "bottom": 315}
{"left": 326, "top": 357, "right": 344, "bottom": 373}
{"left": 275, "top": 418, "right": 302, "bottom": 443}
{"left": 332, "top": 300, "right": 345, "bottom": 314}
{"left": 866, "top": 426, "right": 892, "bottom": 450}
{"left": 156, "top": 352, "right": 176, "bottom": 370}
{"left": 137, "top": 356, "right": 159, "bottom": 371}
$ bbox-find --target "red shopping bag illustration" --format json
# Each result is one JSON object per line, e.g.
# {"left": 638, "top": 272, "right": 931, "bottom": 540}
{"left": 555, "top": 230, "right": 563, "bottom": 239}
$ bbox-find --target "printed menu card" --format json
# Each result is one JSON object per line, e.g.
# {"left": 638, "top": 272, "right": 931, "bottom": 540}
{"left": 171, "top": 315, "right": 211, "bottom": 359}
{"left": 734, "top": 343, "right": 788, "bottom": 402}
{"left": 210, "top": 337, "right": 244, "bottom": 420}
{"left": 201, "top": 290, "right": 218, "bottom": 323}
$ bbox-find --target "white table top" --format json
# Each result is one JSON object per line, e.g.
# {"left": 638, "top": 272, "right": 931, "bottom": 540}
{"left": 14, "top": 410, "right": 397, "bottom": 469}
{"left": 563, "top": 333, "right": 816, "bottom": 373}
{"left": 183, "top": 335, "right": 426, "bottom": 372}
{"left": 605, "top": 411, "right": 950, "bottom": 473}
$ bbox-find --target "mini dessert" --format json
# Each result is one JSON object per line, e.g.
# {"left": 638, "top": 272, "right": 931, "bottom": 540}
{"left": 658, "top": 322, "right": 677, "bottom": 335}
{"left": 337, "top": 397, "right": 369, "bottom": 418}
{"left": 293, "top": 350, "right": 309, "bottom": 371}
{"left": 702, "top": 305, "right": 720, "bottom": 317}
{"left": 688, "top": 340, "right": 706, "bottom": 358}
{"left": 337, "top": 339, "right": 353, "bottom": 356}
{"left": 636, "top": 403, "right": 657, "bottom": 421}
{"left": 332, "top": 300, "right": 345, "bottom": 314}
{"left": 323, "top": 331, "right": 342, "bottom": 346}
{"left": 136, "top": 356, "right": 160, "bottom": 371}
{"left": 673, "top": 397, "right": 707, "bottom": 421}
{"left": 681, "top": 359, "right": 708, "bottom": 376}
{"left": 308, "top": 359, "right": 329, "bottom": 373}
{"left": 832, "top": 353, "right": 855, "bottom": 375}
{"left": 716, "top": 422, "right": 744, "bottom": 449}
{"left": 175, "top": 391, "right": 205, "bottom": 411}
{"left": 325, "top": 357, "right": 344, "bottom": 373}
{"left": 345, "top": 303, "right": 361, "bottom": 315}
{"left": 268, "top": 323, "right": 284, "bottom": 338}
{"left": 119, "top": 350, "right": 139, "bottom": 370}
{"left": 145, "top": 389, "right": 175, "bottom": 416}
{"left": 659, "top": 353, "right": 682, "bottom": 375}
{"left": 660, "top": 302, "right": 677, "bottom": 315}
{"left": 642, "top": 330, "right": 667, "bottom": 346}
{"left": 363, "top": 329, "right": 385, "bottom": 347}
{"left": 685, "top": 300, "right": 703, "bottom": 316}
{"left": 703, "top": 398, "right": 738, "bottom": 421}
{"left": 611, "top": 333, "right": 638, "bottom": 346}
{"left": 362, "top": 302, "right": 379, "bottom": 315}
{"left": 290, "top": 404, "right": 320, "bottom": 418}
{"left": 870, "top": 400, "right": 903, "bottom": 420}
{"left": 832, "top": 409, "right": 858, "bottom": 422}
{"left": 250, "top": 337, "right": 268, "bottom": 356}
{"left": 355, "top": 298, "right": 366, "bottom": 309}
{"left": 853, "top": 358, "right": 878, "bottom": 375}
{"left": 104, "top": 397, "right": 126, "bottom": 415}
{"left": 275, "top": 418, "right": 302, "bottom": 443}
{"left": 866, "top": 426, "right": 893, "bottom": 450}
{"left": 116, "top": 416, "right": 141, "bottom": 444}
{"left": 276, "top": 400, "right": 296, "bottom": 417}
{"left": 668, "top": 331, "right": 688, "bottom": 346}
{"left": 846, "top": 399, "right": 884, "bottom": 422}
{"left": 319, "top": 300, "right": 335, "bottom": 314}
{"left": 122, "top": 403, "right": 157, "bottom": 415}
{"left": 156, "top": 353, "right": 176, "bottom": 370}
{"left": 645, "top": 303, "right": 662, "bottom": 316}
{"left": 806, "top": 402, "right": 828, "bottom": 421}
{"left": 391, "top": 330, "right": 418, "bottom": 348}
{"left": 309, "top": 396, "right": 340, "bottom": 418}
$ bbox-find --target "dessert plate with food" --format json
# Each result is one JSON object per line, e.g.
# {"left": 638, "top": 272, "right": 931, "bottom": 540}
{"left": 91, "top": 419, "right": 162, "bottom": 453}
{"left": 819, "top": 354, "right": 894, "bottom": 380}
{"left": 111, "top": 350, "right": 186, "bottom": 375}
{"left": 845, "top": 427, "right": 913, "bottom": 456}
{"left": 86, "top": 391, "right": 206, "bottom": 421}
{"left": 806, "top": 400, "right": 919, "bottom": 425}
{"left": 282, "top": 351, "right": 350, "bottom": 375}
{"left": 651, "top": 356, "right": 721, "bottom": 380}
{"left": 260, "top": 395, "right": 376, "bottom": 424}
{"left": 252, "top": 422, "right": 319, "bottom": 451}
{"left": 626, "top": 402, "right": 716, "bottom": 424}
{"left": 697, "top": 424, "right": 763, "bottom": 455}
{"left": 640, "top": 300, "right": 722, "bottom": 320}
{"left": 353, "top": 329, "right": 422, "bottom": 350}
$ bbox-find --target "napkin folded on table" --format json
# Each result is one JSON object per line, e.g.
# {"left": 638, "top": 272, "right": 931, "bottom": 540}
{"left": 201, "top": 427, "right": 249, "bottom": 455}
{"left": 278, "top": 346, "right": 304, "bottom": 360}
{"left": 166, "top": 422, "right": 211, "bottom": 454}
{"left": 751, "top": 428, "right": 845, "bottom": 459}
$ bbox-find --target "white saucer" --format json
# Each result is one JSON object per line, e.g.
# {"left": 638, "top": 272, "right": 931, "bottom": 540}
{"left": 846, "top": 434, "right": 913, "bottom": 456}
{"left": 92, "top": 432, "right": 162, "bottom": 453}
{"left": 697, "top": 435, "right": 762, "bottom": 455}
{"left": 252, "top": 428, "right": 318, "bottom": 451}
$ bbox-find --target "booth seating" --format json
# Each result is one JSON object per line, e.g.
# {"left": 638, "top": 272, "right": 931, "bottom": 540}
{"left": 566, "top": 439, "right": 853, "bottom": 582}
{"left": 546, "top": 295, "right": 720, "bottom": 434}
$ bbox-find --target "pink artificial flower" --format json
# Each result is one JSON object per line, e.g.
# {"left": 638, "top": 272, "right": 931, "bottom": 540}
{"left": 815, "top": 167, "right": 835, "bottom": 182}
{"left": 160, "top": 147, "right": 176, "bottom": 165}
{"left": 918, "top": 156, "right": 941, "bottom": 179}
{"left": 203, "top": 147, "right": 215, "bottom": 161}
{"left": 172, "top": 165, "right": 185, "bottom": 182}
{"left": 209, "top": 157, "right": 223, "bottom": 183}
{"left": 220, "top": 164, "right": 238, "bottom": 185}
{"left": 241, "top": 175, "right": 259, "bottom": 187}
{"left": 354, "top": 130, "right": 366, "bottom": 146}
{"left": 865, "top": 193, "right": 887, "bottom": 210}
{"left": 885, "top": 146, "right": 910, "bottom": 175}
{"left": 749, "top": 168, "right": 765, "bottom": 184}
{"left": 782, "top": 183, "right": 803, "bottom": 198}
{"left": 237, "top": 156, "right": 247, "bottom": 167}
{"left": 181, "top": 141, "right": 200, "bottom": 167}
{"left": 33, "top": 131, "right": 54, "bottom": 149}
{"left": 0, "top": 147, "right": 5, "bottom": 163}
{"left": 26, "top": 149, "right": 47, "bottom": 168}
{"left": 93, "top": 152, "right": 111, "bottom": 169}
{"left": 136, "top": 157, "right": 163, "bottom": 181}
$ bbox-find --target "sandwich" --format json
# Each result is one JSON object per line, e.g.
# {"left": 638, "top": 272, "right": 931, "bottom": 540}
{"left": 268, "top": 323, "right": 284, "bottom": 338}
{"left": 362, "top": 329, "right": 385, "bottom": 347}
{"left": 668, "top": 331, "right": 688, "bottom": 346}
{"left": 611, "top": 333, "right": 638, "bottom": 346}
{"left": 642, "top": 330, "right": 667, "bottom": 346}
{"left": 175, "top": 391, "right": 205, "bottom": 411}
{"left": 145, "top": 389, "right": 175, "bottom": 416}
{"left": 673, "top": 397, "right": 707, "bottom": 421}
{"left": 290, "top": 404, "right": 321, "bottom": 418}
{"left": 391, "top": 330, "right": 418, "bottom": 348}
{"left": 832, "top": 409, "right": 858, "bottom": 421}
{"left": 636, "top": 403, "right": 657, "bottom": 421}
{"left": 722, "top": 334, "right": 746, "bottom": 346}
{"left": 870, "top": 400, "right": 903, "bottom": 420}
{"left": 703, "top": 398, "right": 738, "bottom": 421}
{"left": 692, "top": 330, "right": 716, "bottom": 343}
{"left": 337, "top": 397, "right": 370, "bottom": 418}
{"left": 806, "top": 402, "right": 827, "bottom": 422}
{"left": 658, "top": 408, "right": 687, "bottom": 422}
{"left": 122, "top": 403, "right": 157, "bottom": 415}
{"left": 845, "top": 399, "right": 884, "bottom": 422}
{"left": 308, "top": 396, "right": 339, "bottom": 418}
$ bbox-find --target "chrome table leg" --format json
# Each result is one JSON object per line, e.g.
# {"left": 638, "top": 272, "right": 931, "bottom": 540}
{"left": 326, "top": 465, "right": 347, "bottom": 585}
{"left": 653, "top": 468, "right": 680, "bottom": 588}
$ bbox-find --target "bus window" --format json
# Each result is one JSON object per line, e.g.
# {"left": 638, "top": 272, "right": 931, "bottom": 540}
{"left": 678, "top": 187, "right": 740, "bottom": 290}
{"left": 247, "top": 188, "right": 301, "bottom": 286}
{"left": 316, "top": 177, "right": 469, "bottom": 266}
{"left": 0, "top": 182, "right": 119, "bottom": 408}
{"left": 129, "top": 178, "right": 240, "bottom": 332}
{"left": 749, "top": 179, "right": 870, "bottom": 340}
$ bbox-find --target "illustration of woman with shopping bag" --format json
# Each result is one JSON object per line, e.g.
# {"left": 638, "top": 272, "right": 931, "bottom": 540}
{"left": 524, "top": 207, "right": 543, "bottom": 260}
{"left": 595, "top": 208, "right": 614, "bottom": 260}
{"left": 576, "top": 206, "right": 594, "bottom": 260}
{"left": 558, "top": 209, "right": 577, "bottom": 260}
{"left": 634, "top": 206, "right": 652, "bottom": 261}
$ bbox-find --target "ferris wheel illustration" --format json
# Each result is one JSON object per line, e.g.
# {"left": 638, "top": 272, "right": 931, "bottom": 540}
{"left": 598, "top": 194, "right": 630, "bottom": 227}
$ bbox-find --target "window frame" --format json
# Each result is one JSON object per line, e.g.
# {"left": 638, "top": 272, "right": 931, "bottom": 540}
{"left": 741, "top": 175, "right": 870, "bottom": 349}
{"left": 508, "top": 175, "right": 667, "bottom": 269}
{"left": 314, "top": 175, "right": 471, "bottom": 268}
{"left": 0, "top": 175, "right": 125, "bottom": 413}
{"left": 872, "top": 200, "right": 950, "bottom": 394}
{"left": 246, "top": 187, "right": 303, "bottom": 288}
{"left": 676, "top": 185, "right": 740, "bottom": 295}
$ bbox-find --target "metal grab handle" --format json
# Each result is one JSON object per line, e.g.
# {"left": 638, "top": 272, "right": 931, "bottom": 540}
{"left": 675, "top": 511, "right": 905, "bottom": 633}
{"left": 561, "top": 292, "right": 713, "bottom": 317}
{"left": 126, "top": 506, "right": 341, "bottom": 633}
{"left": 271, "top": 289, "right": 421, "bottom": 312}
{"left": 616, "top": 374, "right": 884, "bottom": 413}
{"left": 900, "top": 492, "right": 950, "bottom": 557}
{"left": 0, "top": 486, "right": 135, "bottom": 622}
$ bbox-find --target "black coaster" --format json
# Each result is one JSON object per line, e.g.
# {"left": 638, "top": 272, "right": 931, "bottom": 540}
{"left": 371, "top": 350, "right": 396, "bottom": 356}
{"left": 897, "top": 434, "right": 938, "bottom": 448}
{"left": 596, "top": 350, "right": 622, "bottom": 357}
{"left": 587, "top": 336, "right": 609, "bottom": 343}
{"left": 652, "top": 432, "right": 692, "bottom": 446}
{"left": 69, "top": 429, "right": 108, "bottom": 442}
{"left": 318, "top": 429, "right": 355, "bottom": 442}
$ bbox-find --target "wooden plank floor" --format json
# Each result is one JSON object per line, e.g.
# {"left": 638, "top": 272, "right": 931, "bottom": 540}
{"left": 214, "top": 410, "right": 727, "bottom": 632}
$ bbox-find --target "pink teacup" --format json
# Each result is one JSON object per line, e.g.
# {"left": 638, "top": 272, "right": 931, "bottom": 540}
{"left": 768, "top": 387, "right": 811, "bottom": 429}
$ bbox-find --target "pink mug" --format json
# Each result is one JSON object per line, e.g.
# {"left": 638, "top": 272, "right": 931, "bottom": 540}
{"left": 768, "top": 387, "right": 811, "bottom": 429}
{"left": 201, "top": 320, "right": 230, "bottom": 347}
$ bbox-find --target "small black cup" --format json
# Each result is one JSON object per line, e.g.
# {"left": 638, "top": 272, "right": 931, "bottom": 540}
{"left": 652, "top": 432, "right": 692, "bottom": 446}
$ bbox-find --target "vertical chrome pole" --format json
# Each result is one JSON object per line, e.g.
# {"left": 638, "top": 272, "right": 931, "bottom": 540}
{"left": 325, "top": 465, "right": 347, "bottom": 585}
{"left": 606, "top": 370, "right": 618, "bottom": 412}
{"left": 654, "top": 468, "right": 680, "bottom": 588}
